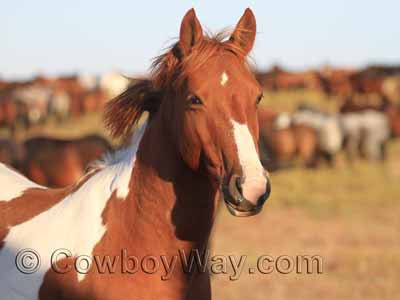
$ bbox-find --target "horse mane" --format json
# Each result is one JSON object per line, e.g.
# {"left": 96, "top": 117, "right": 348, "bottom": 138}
{"left": 104, "top": 29, "right": 250, "bottom": 140}
{"left": 103, "top": 79, "right": 161, "bottom": 139}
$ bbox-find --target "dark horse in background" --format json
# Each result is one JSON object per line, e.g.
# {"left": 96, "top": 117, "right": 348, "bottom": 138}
{"left": 0, "top": 8, "right": 270, "bottom": 300}
{"left": 22, "top": 135, "right": 113, "bottom": 187}
{"left": 0, "top": 139, "right": 24, "bottom": 169}
{"left": 0, "top": 135, "right": 113, "bottom": 188}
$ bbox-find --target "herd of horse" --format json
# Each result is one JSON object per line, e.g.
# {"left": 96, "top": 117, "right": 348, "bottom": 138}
{"left": 255, "top": 65, "right": 400, "bottom": 99}
{"left": 0, "top": 95, "right": 399, "bottom": 190}
{"left": 258, "top": 98, "right": 400, "bottom": 170}
{"left": 0, "top": 72, "right": 130, "bottom": 136}
{"left": 2, "top": 97, "right": 398, "bottom": 190}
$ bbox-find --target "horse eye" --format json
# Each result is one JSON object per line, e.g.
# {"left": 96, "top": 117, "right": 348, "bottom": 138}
{"left": 256, "top": 93, "right": 264, "bottom": 105}
{"left": 189, "top": 95, "right": 203, "bottom": 105}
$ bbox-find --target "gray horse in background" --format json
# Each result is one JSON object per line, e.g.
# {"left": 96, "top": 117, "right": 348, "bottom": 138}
{"left": 292, "top": 106, "right": 343, "bottom": 165}
{"left": 340, "top": 110, "right": 390, "bottom": 161}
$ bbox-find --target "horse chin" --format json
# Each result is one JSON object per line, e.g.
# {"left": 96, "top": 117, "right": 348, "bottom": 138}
{"left": 223, "top": 198, "right": 263, "bottom": 217}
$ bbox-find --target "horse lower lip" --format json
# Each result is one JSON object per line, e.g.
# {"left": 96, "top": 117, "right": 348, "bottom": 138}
{"left": 223, "top": 199, "right": 263, "bottom": 217}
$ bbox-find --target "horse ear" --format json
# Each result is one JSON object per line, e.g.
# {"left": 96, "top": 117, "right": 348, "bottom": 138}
{"left": 179, "top": 8, "right": 203, "bottom": 56}
{"left": 229, "top": 8, "right": 256, "bottom": 56}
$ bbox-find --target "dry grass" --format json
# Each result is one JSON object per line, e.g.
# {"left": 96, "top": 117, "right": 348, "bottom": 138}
{"left": 210, "top": 150, "right": 400, "bottom": 299}
{"left": 2, "top": 111, "right": 148, "bottom": 146}
{"left": 16, "top": 113, "right": 108, "bottom": 141}
{"left": 260, "top": 89, "right": 341, "bottom": 113}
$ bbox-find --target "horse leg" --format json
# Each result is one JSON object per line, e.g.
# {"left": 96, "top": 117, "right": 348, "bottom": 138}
{"left": 363, "top": 136, "right": 380, "bottom": 161}
{"left": 345, "top": 134, "right": 360, "bottom": 164}
{"left": 381, "top": 141, "right": 387, "bottom": 161}
{"left": 27, "top": 161, "right": 48, "bottom": 186}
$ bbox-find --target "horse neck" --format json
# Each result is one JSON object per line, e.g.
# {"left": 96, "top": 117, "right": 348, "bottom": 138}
{"left": 118, "top": 116, "right": 219, "bottom": 253}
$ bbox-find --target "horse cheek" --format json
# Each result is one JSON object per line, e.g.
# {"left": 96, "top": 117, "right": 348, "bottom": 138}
{"left": 181, "top": 139, "right": 201, "bottom": 171}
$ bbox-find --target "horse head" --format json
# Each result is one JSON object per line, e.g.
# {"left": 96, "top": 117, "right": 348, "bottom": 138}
{"left": 105, "top": 8, "right": 271, "bottom": 217}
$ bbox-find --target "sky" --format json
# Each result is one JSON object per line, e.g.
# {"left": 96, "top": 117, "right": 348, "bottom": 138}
{"left": 1, "top": 0, "right": 399, "bottom": 80}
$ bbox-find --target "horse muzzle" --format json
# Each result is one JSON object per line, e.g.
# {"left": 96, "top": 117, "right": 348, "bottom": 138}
{"left": 222, "top": 173, "right": 271, "bottom": 217}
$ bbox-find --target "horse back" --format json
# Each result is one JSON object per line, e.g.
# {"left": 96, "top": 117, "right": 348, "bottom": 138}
{"left": 0, "top": 163, "right": 70, "bottom": 235}
{"left": 0, "top": 163, "right": 42, "bottom": 202}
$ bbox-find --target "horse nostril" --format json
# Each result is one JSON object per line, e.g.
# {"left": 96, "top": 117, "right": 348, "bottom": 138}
{"left": 226, "top": 174, "right": 244, "bottom": 205}
{"left": 224, "top": 173, "right": 270, "bottom": 216}
{"left": 265, "top": 178, "right": 271, "bottom": 198}
{"left": 257, "top": 178, "right": 271, "bottom": 206}
{"left": 235, "top": 176, "right": 243, "bottom": 194}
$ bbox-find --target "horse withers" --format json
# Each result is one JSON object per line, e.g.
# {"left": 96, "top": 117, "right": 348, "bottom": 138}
{"left": 0, "top": 9, "right": 270, "bottom": 300}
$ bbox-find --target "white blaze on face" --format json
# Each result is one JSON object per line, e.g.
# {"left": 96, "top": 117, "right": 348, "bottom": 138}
{"left": 220, "top": 72, "right": 229, "bottom": 86}
{"left": 231, "top": 120, "right": 267, "bottom": 205}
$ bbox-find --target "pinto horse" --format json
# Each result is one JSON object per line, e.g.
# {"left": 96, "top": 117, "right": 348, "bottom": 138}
{"left": 0, "top": 8, "right": 271, "bottom": 300}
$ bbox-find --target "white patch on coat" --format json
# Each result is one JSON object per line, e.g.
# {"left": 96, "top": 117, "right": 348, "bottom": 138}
{"left": 220, "top": 72, "right": 228, "bottom": 86}
{"left": 231, "top": 120, "right": 267, "bottom": 205}
{"left": 0, "top": 121, "right": 148, "bottom": 298}
{"left": 292, "top": 110, "right": 325, "bottom": 129}
{"left": 318, "top": 116, "right": 343, "bottom": 154}
{"left": 293, "top": 110, "right": 343, "bottom": 155}
{"left": 0, "top": 164, "right": 43, "bottom": 201}
{"left": 274, "top": 112, "right": 291, "bottom": 130}
{"left": 341, "top": 110, "right": 390, "bottom": 160}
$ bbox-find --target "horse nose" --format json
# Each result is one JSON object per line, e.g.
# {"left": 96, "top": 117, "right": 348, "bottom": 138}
{"left": 257, "top": 175, "right": 271, "bottom": 206}
{"left": 233, "top": 173, "right": 271, "bottom": 206}
{"left": 223, "top": 172, "right": 271, "bottom": 217}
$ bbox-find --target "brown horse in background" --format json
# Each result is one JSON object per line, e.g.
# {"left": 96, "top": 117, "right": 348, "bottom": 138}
{"left": 21, "top": 135, "right": 113, "bottom": 187}
{"left": 0, "top": 9, "right": 270, "bottom": 300}
{"left": 385, "top": 103, "right": 400, "bottom": 138}
{"left": 292, "top": 124, "right": 318, "bottom": 167}
{"left": 258, "top": 108, "right": 296, "bottom": 169}
{"left": 0, "top": 92, "right": 21, "bottom": 136}
{"left": 0, "top": 139, "right": 24, "bottom": 169}
{"left": 258, "top": 108, "right": 318, "bottom": 170}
